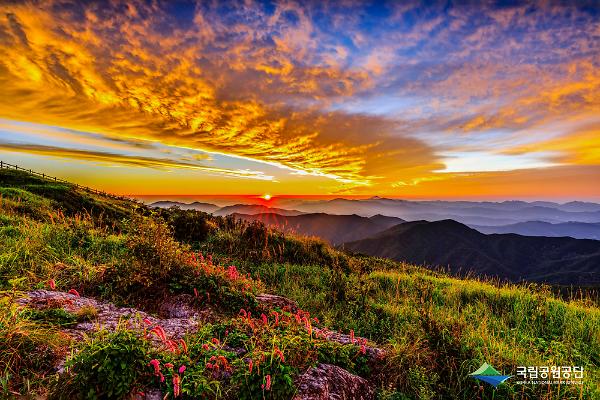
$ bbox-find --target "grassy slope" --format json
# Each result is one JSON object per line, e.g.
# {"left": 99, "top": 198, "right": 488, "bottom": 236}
{"left": 0, "top": 169, "right": 598, "bottom": 399}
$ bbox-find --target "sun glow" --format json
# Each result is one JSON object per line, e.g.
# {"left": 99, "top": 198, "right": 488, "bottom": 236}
{"left": 262, "top": 194, "right": 272, "bottom": 200}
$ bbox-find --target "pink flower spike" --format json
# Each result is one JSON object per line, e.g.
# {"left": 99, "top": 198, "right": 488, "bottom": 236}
{"left": 179, "top": 365, "right": 186, "bottom": 374}
{"left": 261, "top": 313, "right": 268, "bottom": 325}
{"left": 48, "top": 279, "right": 56, "bottom": 290}
{"left": 143, "top": 318, "right": 152, "bottom": 325}
{"left": 149, "top": 359, "right": 161, "bottom": 375}
{"left": 68, "top": 288, "right": 80, "bottom": 297}
{"left": 248, "top": 359, "right": 253, "bottom": 373}
{"left": 265, "top": 374, "right": 271, "bottom": 390}
{"left": 193, "top": 288, "right": 198, "bottom": 298}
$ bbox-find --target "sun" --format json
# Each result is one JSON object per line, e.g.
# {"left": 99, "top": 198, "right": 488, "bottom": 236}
{"left": 262, "top": 194, "right": 272, "bottom": 201}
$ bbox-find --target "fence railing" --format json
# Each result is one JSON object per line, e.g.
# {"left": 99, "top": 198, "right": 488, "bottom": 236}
{"left": 0, "top": 160, "right": 133, "bottom": 202}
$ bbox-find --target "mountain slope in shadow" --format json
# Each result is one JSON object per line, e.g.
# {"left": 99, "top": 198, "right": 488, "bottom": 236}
{"left": 343, "top": 219, "right": 600, "bottom": 285}
{"left": 232, "top": 212, "right": 405, "bottom": 245}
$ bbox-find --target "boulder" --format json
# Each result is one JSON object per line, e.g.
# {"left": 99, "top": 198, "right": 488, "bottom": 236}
{"left": 293, "top": 364, "right": 375, "bottom": 400}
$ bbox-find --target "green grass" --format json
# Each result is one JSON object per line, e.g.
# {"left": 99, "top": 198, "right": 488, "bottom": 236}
{"left": 0, "top": 168, "right": 598, "bottom": 399}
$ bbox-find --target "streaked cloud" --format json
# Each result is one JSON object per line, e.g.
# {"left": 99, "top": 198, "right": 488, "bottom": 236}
{"left": 0, "top": 0, "right": 598, "bottom": 197}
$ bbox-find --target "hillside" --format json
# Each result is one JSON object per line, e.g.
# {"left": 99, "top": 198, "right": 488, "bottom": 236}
{"left": 343, "top": 220, "right": 600, "bottom": 285}
{"left": 232, "top": 212, "right": 405, "bottom": 245}
{"left": 0, "top": 168, "right": 598, "bottom": 399}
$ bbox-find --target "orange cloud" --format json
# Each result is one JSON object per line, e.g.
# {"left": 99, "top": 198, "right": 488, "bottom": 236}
{"left": 0, "top": 0, "right": 435, "bottom": 192}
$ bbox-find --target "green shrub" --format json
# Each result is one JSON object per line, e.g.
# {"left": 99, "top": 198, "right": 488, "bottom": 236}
{"left": 51, "top": 330, "right": 151, "bottom": 400}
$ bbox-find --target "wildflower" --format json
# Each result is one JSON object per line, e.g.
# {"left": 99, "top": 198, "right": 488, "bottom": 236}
{"left": 159, "top": 372, "right": 165, "bottom": 383}
{"left": 202, "top": 343, "right": 209, "bottom": 351}
{"left": 48, "top": 279, "right": 56, "bottom": 290}
{"left": 239, "top": 309, "right": 247, "bottom": 318}
{"left": 211, "top": 337, "right": 220, "bottom": 345}
{"left": 302, "top": 316, "right": 312, "bottom": 336}
{"left": 179, "top": 365, "right": 186, "bottom": 374}
{"left": 150, "top": 326, "right": 167, "bottom": 342}
{"left": 179, "top": 339, "right": 188, "bottom": 354}
{"left": 227, "top": 265, "right": 239, "bottom": 280}
{"left": 350, "top": 329, "right": 355, "bottom": 344}
{"left": 313, "top": 317, "right": 319, "bottom": 324}
{"left": 173, "top": 375, "right": 181, "bottom": 397}
{"left": 143, "top": 318, "right": 152, "bottom": 325}
{"left": 165, "top": 363, "right": 174, "bottom": 369}
{"left": 248, "top": 359, "right": 253, "bottom": 373}
{"left": 261, "top": 313, "right": 268, "bottom": 325}
{"left": 68, "top": 288, "right": 80, "bottom": 297}
{"left": 149, "top": 359, "right": 160, "bottom": 375}
{"left": 262, "top": 374, "right": 272, "bottom": 391}
{"left": 194, "top": 288, "right": 198, "bottom": 298}
{"left": 206, "top": 363, "right": 213, "bottom": 369}
{"left": 274, "top": 347, "right": 285, "bottom": 362}
{"left": 166, "top": 340, "right": 179, "bottom": 353}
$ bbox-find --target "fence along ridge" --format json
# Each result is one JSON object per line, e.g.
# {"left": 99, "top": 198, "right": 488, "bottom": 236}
{"left": 0, "top": 160, "right": 133, "bottom": 202}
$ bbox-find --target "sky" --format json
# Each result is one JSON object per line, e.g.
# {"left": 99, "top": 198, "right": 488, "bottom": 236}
{"left": 0, "top": 0, "right": 599, "bottom": 200}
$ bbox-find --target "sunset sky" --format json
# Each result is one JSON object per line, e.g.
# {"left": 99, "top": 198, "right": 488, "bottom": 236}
{"left": 0, "top": 1, "right": 599, "bottom": 199}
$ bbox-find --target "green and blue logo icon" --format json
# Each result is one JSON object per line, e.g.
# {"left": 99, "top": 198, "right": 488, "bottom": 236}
{"left": 469, "top": 362, "right": 512, "bottom": 388}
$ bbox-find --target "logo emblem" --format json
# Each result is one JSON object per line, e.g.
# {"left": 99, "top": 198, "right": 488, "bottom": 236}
{"left": 469, "top": 362, "right": 512, "bottom": 388}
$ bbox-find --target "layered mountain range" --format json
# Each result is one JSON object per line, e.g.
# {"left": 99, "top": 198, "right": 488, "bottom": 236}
{"left": 150, "top": 198, "right": 600, "bottom": 285}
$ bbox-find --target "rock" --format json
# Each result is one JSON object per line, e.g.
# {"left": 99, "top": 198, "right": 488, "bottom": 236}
{"left": 313, "top": 327, "right": 386, "bottom": 362}
{"left": 159, "top": 293, "right": 198, "bottom": 318}
{"left": 293, "top": 364, "right": 375, "bottom": 400}
{"left": 256, "top": 293, "right": 299, "bottom": 312}
{"left": 16, "top": 290, "right": 201, "bottom": 341}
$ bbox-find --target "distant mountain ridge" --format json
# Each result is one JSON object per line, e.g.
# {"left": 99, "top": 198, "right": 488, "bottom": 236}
{"left": 149, "top": 201, "right": 220, "bottom": 213}
{"left": 214, "top": 204, "right": 305, "bottom": 216}
{"left": 472, "top": 221, "right": 600, "bottom": 240}
{"left": 343, "top": 220, "right": 600, "bottom": 285}
{"left": 232, "top": 212, "right": 405, "bottom": 245}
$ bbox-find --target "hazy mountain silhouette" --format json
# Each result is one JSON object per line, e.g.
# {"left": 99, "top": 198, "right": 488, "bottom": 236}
{"left": 343, "top": 219, "right": 600, "bottom": 285}
{"left": 232, "top": 212, "right": 405, "bottom": 245}
{"left": 150, "top": 201, "right": 219, "bottom": 213}
{"left": 214, "top": 204, "right": 305, "bottom": 216}
{"left": 472, "top": 221, "right": 600, "bottom": 240}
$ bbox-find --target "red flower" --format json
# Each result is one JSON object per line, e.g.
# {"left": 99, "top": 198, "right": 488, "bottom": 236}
{"left": 179, "top": 339, "right": 188, "bottom": 354}
{"left": 248, "top": 359, "right": 253, "bottom": 373}
{"left": 202, "top": 343, "right": 209, "bottom": 351}
{"left": 239, "top": 309, "right": 247, "bottom": 318}
{"left": 48, "top": 279, "right": 56, "bottom": 290}
{"left": 173, "top": 375, "right": 181, "bottom": 397}
{"left": 150, "top": 326, "right": 167, "bottom": 342}
{"left": 179, "top": 365, "right": 186, "bottom": 374}
{"left": 68, "top": 288, "right": 80, "bottom": 297}
{"left": 149, "top": 359, "right": 160, "bottom": 375}
{"left": 211, "top": 337, "right": 220, "bottom": 345}
{"left": 349, "top": 329, "right": 355, "bottom": 344}
{"left": 261, "top": 313, "right": 268, "bottom": 325}
{"left": 206, "top": 363, "right": 213, "bottom": 369}
{"left": 194, "top": 288, "right": 199, "bottom": 298}
{"left": 262, "top": 374, "right": 271, "bottom": 391}
{"left": 274, "top": 347, "right": 285, "bottom": 362}
{"left": 143, "top": 318, "right": 152, "bottom": 325}
{"left": 164, "top": 363, "right": 174, "bottom": 369}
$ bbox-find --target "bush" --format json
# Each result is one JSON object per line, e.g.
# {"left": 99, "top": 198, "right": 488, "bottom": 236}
{"left": 51, "top": 330, "right": 151, "bottom": 399}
